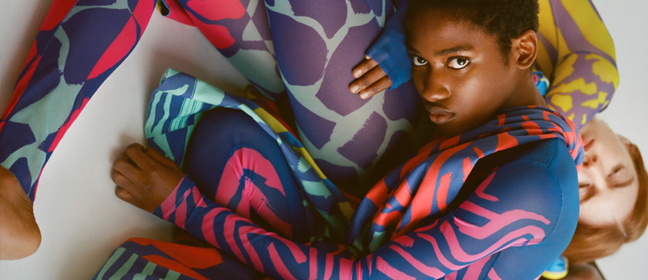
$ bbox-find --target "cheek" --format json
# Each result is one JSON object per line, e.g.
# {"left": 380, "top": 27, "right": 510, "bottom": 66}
{"left": 578, "top": 202, "right": 600, "bottom": 225}
{"left": 412, "top": 67, "right": 426, "bottom": 94}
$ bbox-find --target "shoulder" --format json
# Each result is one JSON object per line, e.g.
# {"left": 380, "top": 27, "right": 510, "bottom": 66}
{"left": 468, "top": 139, "right": 579, "bottom": 224}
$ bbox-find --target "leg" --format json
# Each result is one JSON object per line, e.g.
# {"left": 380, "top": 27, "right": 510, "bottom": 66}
{"left": 172, "top": 0, "right": 286, "bottom": 100}
{"left": 184, "top": 109, "right": 313, "bottom": 242}
{"left": 264, "top": 0, "right": 422, "bottom": 193}
{"left": 0, "top": 0, "right": 156, "bottom": 200}
{"left": 0, "top": 0, "right": 156, "bottom": 259}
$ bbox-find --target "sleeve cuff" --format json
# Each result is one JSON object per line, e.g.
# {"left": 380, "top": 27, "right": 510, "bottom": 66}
{"left": 365, "top": 7, "right": 411, "bottom": 89}
{"left": 152, "top": 175, "right": 198, "bottom": 222}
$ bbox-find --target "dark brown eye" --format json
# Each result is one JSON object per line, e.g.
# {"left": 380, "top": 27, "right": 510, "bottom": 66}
{"left": 412, "top": 56, "right": 428, "bottom": 66}
{"left": 448, "top": 57, "right": 470, "bottom": 69}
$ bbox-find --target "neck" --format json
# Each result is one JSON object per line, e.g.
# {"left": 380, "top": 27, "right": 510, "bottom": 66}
{"left": 502, "top": 71, "right": 547, "bottom": 110}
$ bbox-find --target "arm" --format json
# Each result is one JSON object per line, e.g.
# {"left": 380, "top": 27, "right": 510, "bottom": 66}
{"left": 538, "top": 0, "right": 619, "bottom": 128}
{"left": 151, "top": 162, "right": 570, "bottom": 279}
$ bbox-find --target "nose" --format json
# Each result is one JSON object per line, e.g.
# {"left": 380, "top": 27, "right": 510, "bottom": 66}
{"left": 582, "top": 154, "right": 598, "bottom": 168}
{"left": 420, "top": 70, "right": 451, "bottom": 103}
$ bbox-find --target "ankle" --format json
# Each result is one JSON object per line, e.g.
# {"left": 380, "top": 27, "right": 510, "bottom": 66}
{"left": 0, "top": 167, "right": 42, "bottom": 260}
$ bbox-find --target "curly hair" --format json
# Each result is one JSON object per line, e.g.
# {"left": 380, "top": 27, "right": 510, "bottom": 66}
{"left": 406, "top": 0, "right": 539, "bottom": 60}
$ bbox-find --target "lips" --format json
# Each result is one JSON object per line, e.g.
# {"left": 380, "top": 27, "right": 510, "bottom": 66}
{"left": 424, "top": 104, "right": 455, "bottom": 125}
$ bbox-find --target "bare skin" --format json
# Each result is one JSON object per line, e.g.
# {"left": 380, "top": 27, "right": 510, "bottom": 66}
{"left": 112, "top": 143, "right": 185, "bottom": 212}
{"left": 0, "top": 166, "right": 41, "bottom": 260}
{"left": 408, "top": 11, "right": 546, "bottom": 137}
{"left": 349, "top": 56, "right": 392, "bottom": 99}
{"left": 578, "top": 117, "right": 638, "bottom": 226}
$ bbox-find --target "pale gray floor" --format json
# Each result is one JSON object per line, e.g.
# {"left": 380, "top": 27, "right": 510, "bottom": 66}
{"left": 0, "top": 0, "right": 646, "bottom": 279}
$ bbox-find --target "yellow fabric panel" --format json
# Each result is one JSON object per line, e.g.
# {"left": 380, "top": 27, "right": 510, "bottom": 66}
{"left": 253, "top": 107, "right": 329, "bottom": 179}
{"left": 552, "top": 78, "right": 598, "bottom": 96}
{"left": 580, "top": 91, "right": 608, "bottom": 109}
{"left": 555, "top": 28, "right": 572, "bottom": 63}
{"left": 550, "top": 94, "right": 573, "bottom": 112}
{"left": 253, "top": 107, "right": 289, "bottom": 134}
{"left": 538, "top": 0, "right": 557, "bottom": 48}
{"left": 550, "top": 54, "right": 577, "bottom": 88}
{"left": 536, "top": 42, "right": 554, "bottom": 78}
{"left": 293, "top": 147, "right": 327, "bottom": 179}
{"left": 537, "top": 0, "right": 557, "bottom": 77}
{"left": 586, "top": 54, "right": 620, "bottom": 88}
{"left": 560, "top": 0, "right": 616, "bottom": 60}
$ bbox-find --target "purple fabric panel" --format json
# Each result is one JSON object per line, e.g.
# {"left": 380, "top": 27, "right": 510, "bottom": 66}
{"left": 316, "top": 22, "right": 379, "bottom": 116}
{"left": 337, "top": 112, "right": 387, "bottom": 168}
{"left": 288, "top": 95, "right": 336, "bottom": 150}
{"left": 268, "top": 10, "right": 327, "bottom": 86}
{"left": 292, "top": 0, "right": 347, "bottom": 39}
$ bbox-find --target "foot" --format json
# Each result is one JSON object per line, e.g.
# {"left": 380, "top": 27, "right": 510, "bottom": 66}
{"left": 0, "top": 166, "right": 41, "bottom": 260}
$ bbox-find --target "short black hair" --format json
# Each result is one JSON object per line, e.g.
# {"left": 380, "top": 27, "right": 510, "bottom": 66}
{"left": 406, "top": 0, "right": 539, "bottom": 60}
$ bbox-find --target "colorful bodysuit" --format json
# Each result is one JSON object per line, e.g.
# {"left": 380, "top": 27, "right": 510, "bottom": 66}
{"left": 0, "top": 0, "right": 613, "bottom": 279}
{"left": 94, "top": 69, "right": 582, "bottom": 279}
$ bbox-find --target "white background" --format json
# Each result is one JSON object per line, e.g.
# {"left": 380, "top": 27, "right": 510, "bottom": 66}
{"left": 0, "top": 0, "right": 646, "bottom": 279}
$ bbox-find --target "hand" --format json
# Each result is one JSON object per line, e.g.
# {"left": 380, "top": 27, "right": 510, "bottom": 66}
{"left": 349, "top": 56, "right": 393, "bottom": 99}
{"left": 112, "top": 143, "right": 185, "bottom": 212}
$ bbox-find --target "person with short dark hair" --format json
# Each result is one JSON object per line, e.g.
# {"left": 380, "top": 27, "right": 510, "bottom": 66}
{"left": 99, "top": 0, "right": 583, "bottom": 278}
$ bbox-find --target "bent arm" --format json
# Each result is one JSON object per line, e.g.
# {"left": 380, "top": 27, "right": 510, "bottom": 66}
{"left": 538, "top": 0, "right": 619, "bottom": 128}
{"left": 154, "top": 162, "right": 567, "bottom": 279}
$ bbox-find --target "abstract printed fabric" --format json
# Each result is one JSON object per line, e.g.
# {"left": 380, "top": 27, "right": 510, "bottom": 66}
{"left": 95, "top": 69, "right": 583, "bottom": 279}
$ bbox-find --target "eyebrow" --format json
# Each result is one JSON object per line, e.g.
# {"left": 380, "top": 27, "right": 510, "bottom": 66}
{"left": 406, "top": 45, "right": 475, "bottom": 57}
{"left": 435, "top": 45, "right": 474, "bottom": 56}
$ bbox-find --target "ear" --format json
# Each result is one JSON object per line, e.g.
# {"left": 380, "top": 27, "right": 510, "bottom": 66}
{"left": 511, "top": 30, "right": 538, "bottom": 70}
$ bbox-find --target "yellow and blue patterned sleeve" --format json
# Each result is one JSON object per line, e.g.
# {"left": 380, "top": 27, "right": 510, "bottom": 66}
{"left": 536, "top": 0, "right": 619, "bottom": 129}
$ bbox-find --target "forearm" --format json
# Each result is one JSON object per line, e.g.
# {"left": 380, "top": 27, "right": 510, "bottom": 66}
{"left": 153, "top": 171, "right": 557, "bottom": 279}
{"left": 154, "top": 176, "right": 363, "bottom": 279}
{"left": 542, "top": 0, "right": 619, "bottom": 127}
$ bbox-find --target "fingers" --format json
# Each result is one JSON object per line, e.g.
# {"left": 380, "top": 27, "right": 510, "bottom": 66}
{"left": 114, "top": 185, "right": 134, "bottom": 203}
{"left": 349, "top": 57, "right": 392, "bottom": 99}
{"left": 112, "top": 152, "right": 140, "bottom": 182}
{"left": 145, "top": 148, "right": 176, "bottom": 168}
{"left": 124, "top": 143, "right": 151, "bottom": 169}
{"left": 352, "top": 57, "right": 378, "bottom": 79}
{"left": 358, "top": 75, "right": 393, "bottom": 99}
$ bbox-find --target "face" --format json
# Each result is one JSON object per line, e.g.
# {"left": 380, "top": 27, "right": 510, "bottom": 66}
{"left": 578, "top": 117, "right": 639, "bottom": 227}
{"left": 407, "top": 11, "right": 519, "bottom": 137}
